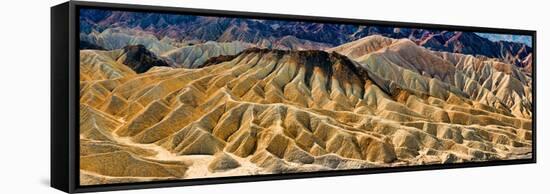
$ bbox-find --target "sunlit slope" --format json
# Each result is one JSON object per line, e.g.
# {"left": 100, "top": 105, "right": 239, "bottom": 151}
{"left": 331, "top": 36, "right": 532, "bottom": 119}
{"left": 79, "top": 49, "right": 135, "bottom": 81}
{"left": 161, "top": 41, "right": 253, "bottom": 68}
{"left": 79, "top": 47, "right": 532, "bottom": 184}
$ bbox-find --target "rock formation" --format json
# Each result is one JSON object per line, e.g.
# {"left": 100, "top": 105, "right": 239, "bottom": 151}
{"left": 79, "top": 43, "right": 532, "bottom": 184}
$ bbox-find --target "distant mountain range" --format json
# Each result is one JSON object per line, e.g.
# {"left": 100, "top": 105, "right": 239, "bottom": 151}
{"left": 80, "top": 9, "right": 532, "bottom": 70}
{"left": 476, "top": 33, "right": 532, "bottom": 47}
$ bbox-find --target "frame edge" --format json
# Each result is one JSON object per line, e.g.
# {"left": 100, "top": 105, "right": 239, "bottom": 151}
{"left": 51, "top": 1, "right": 73, "bottom": 193}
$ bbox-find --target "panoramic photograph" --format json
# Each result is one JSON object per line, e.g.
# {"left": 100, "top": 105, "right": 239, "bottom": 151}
{"left": 78, "top": 8, "right": 533, "bottom": 185}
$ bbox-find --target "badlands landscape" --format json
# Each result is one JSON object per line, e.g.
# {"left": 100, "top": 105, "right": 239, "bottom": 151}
{"left": 78, "top": 9, "right": 533, "bottom": 185}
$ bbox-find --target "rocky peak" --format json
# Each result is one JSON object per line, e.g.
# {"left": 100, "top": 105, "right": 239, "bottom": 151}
{"left": 119, "top": 44, "right": 170, "bottom": 73}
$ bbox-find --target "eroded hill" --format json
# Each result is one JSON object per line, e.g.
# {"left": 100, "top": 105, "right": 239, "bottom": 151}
{"left": 79, "top": 44, "right": 532, "bottom": 185}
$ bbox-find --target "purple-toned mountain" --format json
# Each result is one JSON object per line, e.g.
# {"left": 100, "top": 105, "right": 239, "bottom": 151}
{"left": 80, "top": 9, "right": 532, "bottom": 70}
{"left": 416, "top": 31, "right": 532, "bottom": 68}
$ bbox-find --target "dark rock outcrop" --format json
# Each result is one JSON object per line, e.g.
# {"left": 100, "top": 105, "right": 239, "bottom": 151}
{"left": 120, "top": 45, "right": 170, "bottom": 73}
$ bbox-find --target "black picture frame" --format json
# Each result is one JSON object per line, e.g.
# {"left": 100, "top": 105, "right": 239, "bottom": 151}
{"left": 51, "top": 1, "right": 537, "bottom": 193}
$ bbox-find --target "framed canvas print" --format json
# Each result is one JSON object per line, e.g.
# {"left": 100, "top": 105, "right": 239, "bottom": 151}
{"left": 51, "top": 1, "right": 536, "bottom": 193}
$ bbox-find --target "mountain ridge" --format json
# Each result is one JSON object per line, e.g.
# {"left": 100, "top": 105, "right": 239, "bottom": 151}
{"left": 80, "top": 48, "right": 532, "bottom": 185}
{"left": 80, "top": 10, "right": 532, "bottom": 68}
